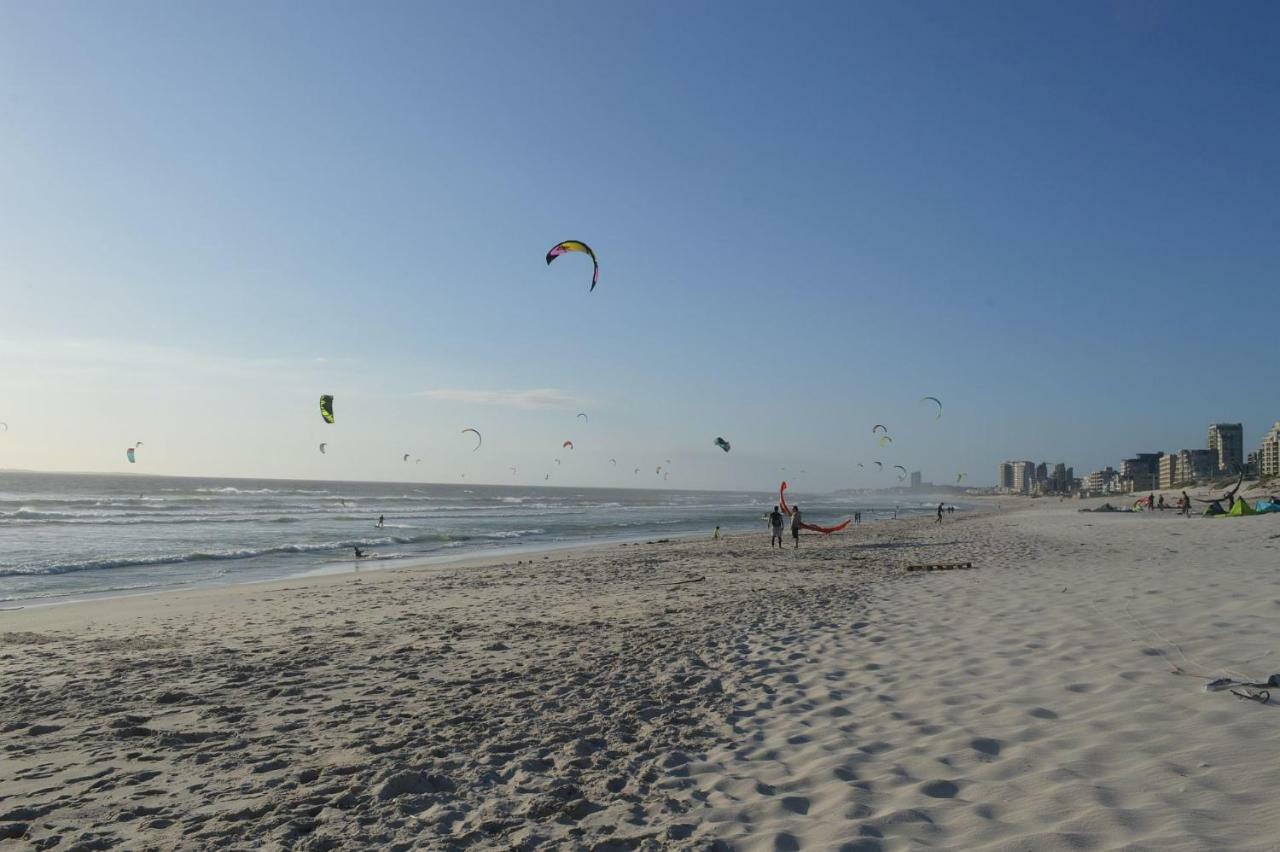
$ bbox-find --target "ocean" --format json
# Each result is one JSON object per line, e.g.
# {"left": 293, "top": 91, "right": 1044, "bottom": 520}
{"left": 0, "top": 471, "right": 949, "bottom": 605}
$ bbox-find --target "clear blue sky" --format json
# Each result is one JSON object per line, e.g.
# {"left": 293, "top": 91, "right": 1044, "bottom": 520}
{"left": 2, "top": 2, "right": 1278, "bottom": 490}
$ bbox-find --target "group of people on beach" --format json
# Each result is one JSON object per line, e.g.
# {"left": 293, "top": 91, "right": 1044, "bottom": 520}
{"left": 768, "top": 504, "right": 800, "bottom": 548}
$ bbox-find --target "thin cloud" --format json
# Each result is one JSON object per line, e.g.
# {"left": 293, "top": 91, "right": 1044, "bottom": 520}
{"left": 414, "top": 388, "right": 580, "bottom": 409}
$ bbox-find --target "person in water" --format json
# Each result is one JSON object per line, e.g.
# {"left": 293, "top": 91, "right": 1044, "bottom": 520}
{"left": 377, "top": 515, "right": 384, "bottom": 528}
{"left": 790, "top": 505, "right": 802, "bottom": 549}
{"left": 353, "top": 546, "right": 366, "bottom": 558}
{"left": 768, "top": 506, "right": 784, "bottom": 549}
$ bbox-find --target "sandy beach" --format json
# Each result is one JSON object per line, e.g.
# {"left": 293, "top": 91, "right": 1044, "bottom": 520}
{"left": 4, "top": 500, "right": 1280, "bottom": 850}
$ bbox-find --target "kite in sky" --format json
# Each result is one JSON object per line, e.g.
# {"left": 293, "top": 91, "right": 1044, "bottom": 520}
{"left": 462, "top": 428, "right": 482, "bottom": 451}
{"left": 921, "top": 396, "right": 942, "bottom": 418}
{"left": 879, "top": 435, "right": 893, "bottom": 447}
{"left": 714, "top": 437, "right": 731, "bottom": 452}
{"left": 319, "top": 395, "right": 335, "bottom": 424}
{"left": 872, "top": 424, "right": 887, "bottom": 434}
{"left": 577, "top": 412, "right": 588, "bottom": 423}
{"left": 319, "top": 443, "right": 327, "bottom": 454}
{"left": 126, "top": 448, "right": 136, "bottom": 464}
{"left": 403, "top": 454, "right": 411, "bottom": 462}
{"left": 563, "top": 440, "right": 574, "bottom": 449}
{"left": 546, "top": 240, "right": 599, "bottom": 291}
{"left": 874, "top": 461, "right": 883, "bottom": 470}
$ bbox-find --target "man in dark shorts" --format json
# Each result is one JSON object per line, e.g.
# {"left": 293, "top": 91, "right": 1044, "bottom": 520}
{"left": 768, "top": 506, "right": 784, "bottom": 548}
{"left": 790, "top": 505, "right": 802, "bottom": 548}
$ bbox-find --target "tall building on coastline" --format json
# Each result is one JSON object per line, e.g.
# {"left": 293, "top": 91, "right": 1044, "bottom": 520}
{"left": 998, "top": 462, "right": 1014, "bottom": 491}
{"left": 1208, "top": 423, "right": 1244, "bottom": 473}
{"left": 909, "top": 471, "right": 922, "bottom": 489}
{"left": 1260, "top": 422, "right": 1280, "bottom": 478}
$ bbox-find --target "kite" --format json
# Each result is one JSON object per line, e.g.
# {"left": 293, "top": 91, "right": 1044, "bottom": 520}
{"left": 664, "top": 472, "right": 669, "bottom": 480}
{"left": 778, "top": 482, "right": 851, "bottom": 533}
{"left": 872, "top": 425, "right": 887, "bottom": 434}
{"left": 546, "top": 240, "right": 599, "bottom": 291}
{"left": 609, "top": 458, "right": 617, "bottom": 466}
{"left": 134, "top": 442, "right": 144, "bottom": 449}
{"left": 921, "top": 396, "right": 942, "bottom": 418}
{"left": 554, "top": 458, "right": 561, "bottom": 465}
{"left": 462, "top": 428, "right": 482, "bottom": 451}
{"left": 956, "top": 473, "right": 966, "bottom": 483}
{"left": 403, "top": 454, "right": 411, "bottom": 462}
{"left": 319, "top": 443, "right": 327, "bottom": 454}
{"left": 0, "top": 423, "right": 7, "bottom": 432}
{"left": 319, "top": 395, "right": 335, "bottom": 424}
{"left": 126, "top": 448, "right": 136, "bottom": 464}
{"left": 545, "top": 474, "right": 550, "bottom": 480}
{"left": 893, "top": 465, "right": 907, "bottom": 481}
{"left": 714, "top": 437, "right": 731, "bottom": 452}
{"left": 577, "top": 412, "right": 589, "bottom": 423}
{"left": 656, "top": 465, "right": 662, "bottom": 475}
{"left": 563, "top": 441, "right": 574, "bottom": 450}
{"left": 879, "top": 435, "right": 893, "bottom": 447}
{"left": 510, "top": 466, "right": 518, "bottom": 475}
{"left": 874, "top": 461, "right": 883, "bottom": 470}
{"left": 634, "top": 467, "right": 640, "bottom": 474}
{"left": 857, "top": 463, "right": 865, "bottom": 468}
{"left": 666, "top": 459, "right": 672, "bottom": 465}
{"left": 416, "top": 459, "right": 422, "bottom": 464}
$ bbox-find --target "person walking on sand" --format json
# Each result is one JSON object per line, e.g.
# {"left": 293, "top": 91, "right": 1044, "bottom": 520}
{"left": 1180, "top": 490, "right": 1191, "bottom": 517}
{"left": 769, "top": 506, "right": 784, "bottom": 549}
{"left": 790, "top": 505, "right": 803, "bottom": 549}
{"left": 713, "top": 525, "right": 721, "bottom": 540}
{"left": 937, "top": 502, "right": 944, "bottom": 524}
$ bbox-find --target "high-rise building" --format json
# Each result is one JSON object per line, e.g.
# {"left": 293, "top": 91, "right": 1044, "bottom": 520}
{"left": 1121, "top": 454, "right": 1162, "bottom": 492}
{"left": 1010, "top": 461, "right": 1035, "bottom": 494}
{"left": 1035, "top": 462, "right": 1048, "bottom": 485}
{"left": 1260, "top": 422, "right": 1280, "bottom": 478}
{"left": 998, "top": 462, "right": 1014, "bottom": 491}
{"left": 1177, "top": 449, "right": 1217, "bottom": 483}
{"left": 909, "top": 471, "right": 922, "bottom": 489}
{"left": 1052, "top": 463, "right": 1068, "bottom": 492}
{"left": 1158, "top": 453, "right": 1178, "bottom": 490}
{"left": 1208, "top": 423, "right": 1244, "bottom": 473}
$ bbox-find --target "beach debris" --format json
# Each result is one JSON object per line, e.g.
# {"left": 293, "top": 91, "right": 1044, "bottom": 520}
{"left": 319, "top": 394, "right": 335, "bottom": 423}
{"left": 545, "top": 240, "right": 599, "bottom": 291}
{"left": 462, "top": 427, "right": 482, "bottom": 451}
{"left": 921, "top": 396, "right": 942, "bottom": 418}
{"left": 660, "top": 576, "right": 706, "bottom": 587}
{"left": 906, "top": 562, "right": 976, "bottom": 572}
{"left": 714, "top": 437, "right": 731, "bottom": 452}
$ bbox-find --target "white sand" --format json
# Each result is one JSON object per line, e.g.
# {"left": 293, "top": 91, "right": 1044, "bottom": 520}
{"left": 3, "top": 501, "right": 1280, "bottom": 850}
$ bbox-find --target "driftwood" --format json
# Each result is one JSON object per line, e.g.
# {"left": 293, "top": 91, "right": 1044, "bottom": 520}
{"left": 906, "top": 562, "right": 975, "bottom": 572}
{"left": 660, "top": 575, "right": 707, "bottom": 587}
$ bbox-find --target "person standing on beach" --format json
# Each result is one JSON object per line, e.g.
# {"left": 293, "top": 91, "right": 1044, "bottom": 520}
{"left": 769, "top": 506, "right": 784, "bottom": 548}
{"left": 790, "top": 505, "right": 802, "bottom": 549}
{"left": 1180, "top": 490, "right": 1191, "bottom": 517}
{"left": 936, "top": 502, "right": 944, "bottom": 524}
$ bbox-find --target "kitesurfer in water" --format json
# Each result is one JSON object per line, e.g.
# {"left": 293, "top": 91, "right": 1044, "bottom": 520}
{"left": 353, "top": 546, "right": 366, "bottom": 558}
{"left": 790, "top": 505, "right": 802, "bottom": 549}
{"left": 377, "top": 515, "right": 384, "bottom": 528}
{"left": 769, "top": 506, "right": 784, "bottom": 549}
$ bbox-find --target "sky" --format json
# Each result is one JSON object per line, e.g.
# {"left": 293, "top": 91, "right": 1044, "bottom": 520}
{"left": 1, "top": 1, "right": 1278, "bottom": 491}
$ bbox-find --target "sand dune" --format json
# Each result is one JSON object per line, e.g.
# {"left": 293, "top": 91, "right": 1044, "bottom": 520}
{"left": 4, "top": 502, "right": 1280, "bottom": 849}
